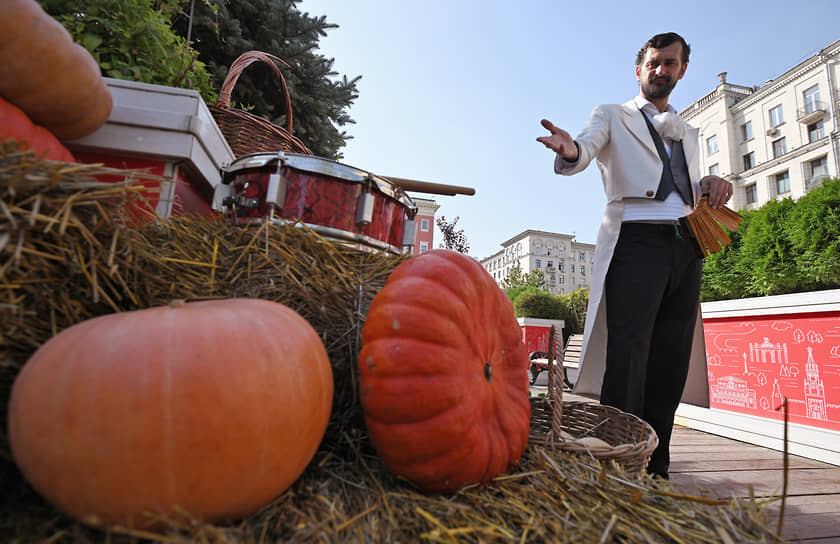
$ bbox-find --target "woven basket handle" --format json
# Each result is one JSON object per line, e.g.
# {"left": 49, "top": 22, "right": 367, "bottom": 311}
{"left": 215, "top": 51, "right": 294, "bottom": 133}
{"left": 546, "top": 326, "right": 564, "bottom": 435}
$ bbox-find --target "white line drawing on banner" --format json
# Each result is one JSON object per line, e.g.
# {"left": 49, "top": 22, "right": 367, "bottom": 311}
{"left": 711, "top": 376, "right": 757, "bottom": 409}
{"left": 804, "top": 346, "right": 828, "bottom": 420}
{"left": 771, "top": 379, "right": 784, "bottom": 411}
{"left": 750, "top": 338, "right": 788, "bottom": 364}
{"left": 807, "top": 330, "right": 825, "bottom": 343}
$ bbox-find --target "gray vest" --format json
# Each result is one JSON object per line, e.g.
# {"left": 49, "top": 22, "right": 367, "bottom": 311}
{"left": 640, "top": 111, "right": 694, "bottom": 206}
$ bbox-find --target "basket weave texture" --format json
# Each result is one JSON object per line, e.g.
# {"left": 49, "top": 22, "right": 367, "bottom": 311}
{"left": 209, "top": 51, "right": 312, "bottom": 157}
{"left": 528, "top": 326, "right": 659, "bottom": 476}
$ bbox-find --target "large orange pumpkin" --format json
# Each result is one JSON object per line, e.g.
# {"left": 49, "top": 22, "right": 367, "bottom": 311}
{"left": 0, "top": 96, "right": 76, "bottom": 162}
{"left": 358, "top": 249, "right": 530, "bottom": 493}
{"left": 0, "top": 0, "right": 112, "bottom": 140}
{"left": 7, "top": 298, "right": 333, "bottom": 529}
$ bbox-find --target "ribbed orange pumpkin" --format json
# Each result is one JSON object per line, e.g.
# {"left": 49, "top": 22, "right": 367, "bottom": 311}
{"left": 0, "top": 0, "right": 112, "bottom": 140}
{"left": 358, "top": 250, "right": 530, "bottom": 493}
{"left": 0, "top": 96, "right": 75, "bottom": 162}
{"left": 7, "top": 298, "right": 333, "bottom": 529}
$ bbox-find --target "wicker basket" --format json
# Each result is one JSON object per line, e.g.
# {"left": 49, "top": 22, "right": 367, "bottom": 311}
{"left": 209, "top": 51, "right": 312, "bottom": 157}
{"left": 528, "top": 327, "right": 658, "bottom": 476}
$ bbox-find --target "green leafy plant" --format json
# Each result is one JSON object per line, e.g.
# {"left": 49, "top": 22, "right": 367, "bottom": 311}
{"left": 701, "top": 178, "right": 840, "bottom": 301}
{"left": 41, "top": 0, "right": 217, "bottom": 103}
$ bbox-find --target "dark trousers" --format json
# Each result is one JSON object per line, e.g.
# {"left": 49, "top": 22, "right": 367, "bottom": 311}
{"left": 601, "top": 222, "right": 702, "bottom": 477}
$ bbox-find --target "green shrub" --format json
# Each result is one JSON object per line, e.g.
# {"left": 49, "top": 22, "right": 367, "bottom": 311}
{"left": 42, "top": 0, "right": 217, "bottom": 103}
{"left": 701, "top": 178, "right": 840, "bottom": 301}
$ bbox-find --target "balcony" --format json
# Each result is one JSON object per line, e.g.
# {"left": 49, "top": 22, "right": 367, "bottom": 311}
{"left": 798, "top": 101, "right": 827, "bottom": 124}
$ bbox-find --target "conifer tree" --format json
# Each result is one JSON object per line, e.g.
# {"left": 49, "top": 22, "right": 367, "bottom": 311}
{"left": 171, "top": 0, "right": 360, "bottom": 158}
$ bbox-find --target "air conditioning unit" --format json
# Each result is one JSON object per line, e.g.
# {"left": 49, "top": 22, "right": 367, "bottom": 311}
{"left": 766, "top": 127, "right": 779, "bottom": 137}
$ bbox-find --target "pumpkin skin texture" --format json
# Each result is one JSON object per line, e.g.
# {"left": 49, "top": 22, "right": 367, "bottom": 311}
{"left": 0, "top": 96, "right": 76, "bottom": 162}
{"left": 0, "top": 0, "right": 112, "bottom": 140}
{"left": 358, "top": 249, "right": 530, "bottom": 493}
{"left": 8, "top": 298, "right": 333, "bottom": 530}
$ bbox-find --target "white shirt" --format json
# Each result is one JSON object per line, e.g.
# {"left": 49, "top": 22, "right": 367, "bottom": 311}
{"left": 622, "top": 96, "right": 692, "bottom": 222}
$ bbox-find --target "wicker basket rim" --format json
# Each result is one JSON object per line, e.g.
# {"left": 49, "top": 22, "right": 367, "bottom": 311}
{"left": 213, "top": 50, "right": 294, "bottom": 134}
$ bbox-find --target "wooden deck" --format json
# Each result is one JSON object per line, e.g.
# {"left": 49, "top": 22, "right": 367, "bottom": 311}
{"left": 669, "top": 425, "right": 840, "bottom": 543}
{"left": 532, "top": 383, "right": 840, "bottom": 542}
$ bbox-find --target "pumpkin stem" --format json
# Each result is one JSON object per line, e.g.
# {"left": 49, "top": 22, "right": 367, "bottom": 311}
{"left": 484, "top": 362, "right": 493, "bottom": 382}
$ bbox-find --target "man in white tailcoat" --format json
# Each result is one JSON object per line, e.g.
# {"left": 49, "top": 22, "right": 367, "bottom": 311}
{"left": 537, "top": 32, "right": 733, "bottom": 478}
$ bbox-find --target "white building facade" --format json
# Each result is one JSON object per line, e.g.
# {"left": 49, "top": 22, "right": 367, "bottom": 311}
{"left": 479, "top": 230, "right": 595, "bottom": 295}
{"left": 681, "top": 39, "right": 840, "bottom": 211}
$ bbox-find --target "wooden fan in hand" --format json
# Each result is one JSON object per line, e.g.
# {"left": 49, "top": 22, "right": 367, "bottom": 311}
{"left": 680, "top": 196, "right": 744, "bottom": 258}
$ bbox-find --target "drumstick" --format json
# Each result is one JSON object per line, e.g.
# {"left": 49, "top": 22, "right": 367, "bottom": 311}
{"left": 383, "top": 176, "right": 476, "bottom": 196}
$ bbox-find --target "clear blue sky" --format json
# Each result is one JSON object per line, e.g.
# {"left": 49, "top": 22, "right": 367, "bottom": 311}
{"left": 301, "top": 0, "right": 839, "bottom": 260}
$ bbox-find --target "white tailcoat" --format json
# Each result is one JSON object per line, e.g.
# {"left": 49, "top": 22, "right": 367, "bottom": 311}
{"left": 556, "top": 99, "right": 710, "bottom": 407}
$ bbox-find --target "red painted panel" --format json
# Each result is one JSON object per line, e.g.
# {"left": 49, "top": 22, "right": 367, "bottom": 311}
{"left": 703, "top": 312, "right": 840, "bottom": 431}
{"left": 72, "top": 151, "right": 214, "bottom": 218}
{"left": 521, "top": 326, "right": 552, "bottom": 354}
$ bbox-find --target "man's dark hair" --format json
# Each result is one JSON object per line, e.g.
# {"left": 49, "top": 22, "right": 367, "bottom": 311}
{"left": 635, "top": 32, "right": 690, "bottom": 65}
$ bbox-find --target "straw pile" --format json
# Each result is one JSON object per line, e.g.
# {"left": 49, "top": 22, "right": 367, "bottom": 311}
{"left": 1, "top": 145, "right": 784, "bottom": 542}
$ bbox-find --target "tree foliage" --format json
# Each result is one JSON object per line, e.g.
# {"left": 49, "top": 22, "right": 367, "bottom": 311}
{"left": 560, "top": 287, "right": 589, "bottom": 334}
{"left": 787, "top": 177, "right": 840, "bottom": 289}
{"left": 510, "top": 286, "right": 588, "bottom": 343}
{"left": 500, "top": 263, "right": 545, "bottom": 291}
{"left": 701, "top": 178, "right": 840, "bottom": 301}
{"left": 513, "top": 290, "right": 564, "bottom": 320}
{"left": 436, "top": 216, "right": 470, "bottom": 254}
{"left": 169, "top": 0, "right": 360, "bottom": 159}
{"left": 41, "top": 0, "right": 217, "bottom": 102}
{"left": 41, "top": 0, "right": 360, "bottom": 159}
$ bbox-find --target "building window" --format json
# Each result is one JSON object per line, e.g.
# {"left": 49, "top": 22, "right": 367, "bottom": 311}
{"left": 740, "top": 121, "right": 753, "bottom": 142}
{"left": 743, "top": 151, "right": 755, "bottom": 171}
{"left": 419, "top": 242, "right": 429, "bottom": 253}
{"left": 547, "top": 260, "right": 553, "bottom": 269}
{"left": 804, "top": 85, "right": 821, "bottom": 114}
{"left": 557, "top": 249, "right": 564, "bottom": 258}
{"left": 775, "top": 171, "right": 790, "bottom": 195}
{"left": 745, "top": 184, "right": 757, "bottom": 205}
{"left": 420, "top": 218, "right": 429, "bottom": 232}
{"left": 559, "top": 275, "right": 564, "bottom": 284}
{"left": 579, "top": 252, "right": 585, "bottom": 261}
{"left": 558, "top": 262, "right": 564, "bottom": 272}
{"left": 706, "top": 135, "right": 719, "bottom": 155}
{"left": 772, "top": 137, "right": 786, "bottom": 158}
{"left": 535, "top": 259, "right": 541, "bottom": 268}
{"left": 807, "top": 156, "right": 829, "bottom": 185}
{"left": 808, "top": 120, "right": 825, "bottom": 143}
{"left": 769, "top": 104, "right": 784, "bottom": 127}
{"left": 534, "top": 246, "right": 541, "bottom": 255}
{"left": 579, "top": 265, "right": 585, "bottom": 275}
{"left": 709, "top": 163, "right": 720, "bottom": 176}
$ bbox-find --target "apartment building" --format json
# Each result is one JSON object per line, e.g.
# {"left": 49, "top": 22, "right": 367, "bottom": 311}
{"left": 680, "top": 38, "right": 840, "bottom": 210}
{"left": 409, "top": 197, "right": 440, "bottom": 255}
{"left": 480, "top": 230, "right": 595, "bottom": 295}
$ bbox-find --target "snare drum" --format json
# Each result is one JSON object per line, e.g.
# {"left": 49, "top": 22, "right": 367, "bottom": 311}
{"left": 214, "top": 152, "right": 417, "bottom": 254}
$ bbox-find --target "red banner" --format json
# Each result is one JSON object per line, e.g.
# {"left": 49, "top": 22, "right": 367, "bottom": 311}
{"left": 703, "top": 312, "right": 840, "bottom": 431}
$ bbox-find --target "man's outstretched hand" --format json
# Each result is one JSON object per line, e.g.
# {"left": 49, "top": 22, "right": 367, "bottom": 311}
{"left": 537, "top": 119, "right": 579, "bottom": 161}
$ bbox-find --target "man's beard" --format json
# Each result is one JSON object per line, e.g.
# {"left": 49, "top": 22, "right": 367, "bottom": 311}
{"left": 641, "top": 75, "right": 677, "bottom": 100}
